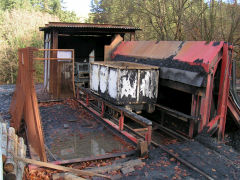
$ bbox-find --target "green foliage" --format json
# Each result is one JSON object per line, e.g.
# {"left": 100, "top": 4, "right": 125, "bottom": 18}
{"left": 0, "top": 0, "right": 80, "bottom": 84}
{"left": 90, "top": 0, "right": 240, "bottom": 42}
{"left": 0, "top": 9, "right": 59, "bottom": 84}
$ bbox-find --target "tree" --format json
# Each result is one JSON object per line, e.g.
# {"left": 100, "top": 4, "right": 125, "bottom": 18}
{"left": 0, "top": 0, "right": 80, "bottom": 84}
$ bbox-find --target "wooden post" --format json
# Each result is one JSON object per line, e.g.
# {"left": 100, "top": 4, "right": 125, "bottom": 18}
{"left": 72, "top": 49, "right": 76, "bottom": 97}
{"left": 104, "top": 35, "right": 123, "bottom": 61}
{"left": 5, "top": 131, "right": 17, "bottom": 180}
{"left": 4, "top": 127, "right": 16, "bottom": 173}
{"left": 0, "top": 123, "right": 3, "bottom": 180}
{"left": 1, "top": 123, "right": 7, "bottom": 163}
{"left": 101, "top": 102, "right": 105, "bottom": 117}
{"left": 130, "top": 32, "right": 135, "bottom": 41}
{"left": 137, "top": 140, "right": 148, "bottom": 157}
{"left": 119, "top": 111, "right": 124, "bottom": 131}
{"left": 16, "top": 137, "right": 26, "bottom": 180}
{"left": 6, "top": 134, "right": 19, "bottom": 179}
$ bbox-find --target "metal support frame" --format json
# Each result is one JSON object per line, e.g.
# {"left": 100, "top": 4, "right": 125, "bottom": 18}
{"left": 119, "top": 111, "right": 124, "bottom": 131}
{"left": 190, "top": 95, "right": 200, "bottom": 138}
{"left": 76, "top": 86, "right": 153, "bottom": 145}
{"left": 154, "top": 43, "right": 232, "bottom": 141}
{"left": 200, "top": 73, "right": 214, "bottom": 131}
{"left": 155, "top": 103, "right": 199, "bottom": 138}
{"left": 205, "top": 43, "right": 232, "bottom": 140}
{"left": 217, "top": 43, "right": 232, "bottom": 140}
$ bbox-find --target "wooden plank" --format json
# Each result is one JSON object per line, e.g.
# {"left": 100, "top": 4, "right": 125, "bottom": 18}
{"left": 52, "top": 30, "right": 59, "bottom": 99}
{"left": 33, "top": 58, "right": 73, "bottom": 60}
{"left": 138, "top": 140, "right": 148, "bottom": 157}
{"left": 0, "top": 123, "right": 3, "bottom": 180}
{"left": 104, "top": 34, "right": 123, "bottom": 61}
{"left": 38, "top": 49, "right": 75, "bottom": 51}
{"left": 52, "top": 173, "right": 86, "bottom": 180}
{"left": 133, "top": 128, "right": 148, "bottom": 132}
{"left": 1, "top": 123, "right": 7, "bottom": 163}
{"left": 14, "top": 156, "right": 110, "bottom": 179}
{"left": 88, "top": 159, "right": 144, "bottom": 174}
{"left": 6, "top": 134, "right": 18, "bottom": 180}
{"left": 16, "top": 137, "right": 26, "bottom": 180}
{"left": 51, "top": 150, "right": 136, "bottom": 165}
{"left": 4, "top": 127, "right": 16, "bottom": 173}
{"left": 30, "top": 76, "right": 47, "bottom": 162}
{"left": 72, "top": 49, "right": 76, "bottom": 97}
{"left": 10, "top": 50, "right": 25, "bottom": 130}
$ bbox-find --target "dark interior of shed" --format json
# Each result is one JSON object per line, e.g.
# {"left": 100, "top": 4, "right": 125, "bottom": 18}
{"left": 58, "top": 35, "right": 113, "bottom": 62}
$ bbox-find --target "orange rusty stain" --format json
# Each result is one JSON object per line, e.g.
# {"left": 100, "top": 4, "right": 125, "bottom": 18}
{"left": 113, "top": 41, "right": 224, "bottom": 72}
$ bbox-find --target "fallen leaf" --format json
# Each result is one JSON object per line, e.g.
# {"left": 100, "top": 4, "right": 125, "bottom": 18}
{"left": 212, "top": 168, "right": 216, "bottom": 172}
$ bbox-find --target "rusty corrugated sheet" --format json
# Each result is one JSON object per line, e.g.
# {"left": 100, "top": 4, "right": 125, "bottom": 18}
{"left": 40, "top": 22, "right": 140, "bottom": 31}
{"left": 112, "top": 41, "right": 225, "bottom": 87}
{"left": 112, "top": 41, "right": 224, "bottom": 73}
{"left": 173, "top": 41, "right": 224, "bottom": 72}
{"left": 112, "top": 41, "right": 182, "bottom": 60}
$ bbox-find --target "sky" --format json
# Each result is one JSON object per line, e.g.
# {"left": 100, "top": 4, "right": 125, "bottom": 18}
{"left": 63, "top": 0, "right": 91, "bottom": 18}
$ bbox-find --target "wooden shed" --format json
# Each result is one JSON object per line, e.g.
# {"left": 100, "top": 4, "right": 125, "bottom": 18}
{"left": 39, "top": 22, "right": 140, "bottom": 98}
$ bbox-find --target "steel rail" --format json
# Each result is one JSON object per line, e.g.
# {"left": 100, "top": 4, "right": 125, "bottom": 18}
{"left": 151, "top": 140, "right": 214, "bottom": 180}
{"left": 151, "top": 121, "right": 190, "bottom": 142}
{"left": 88, "top": 101, "right": 215, "bottom": 180}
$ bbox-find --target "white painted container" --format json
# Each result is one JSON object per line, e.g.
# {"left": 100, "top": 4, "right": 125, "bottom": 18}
{"left": 90, "top": 61, "right": 159, "bottom": 106}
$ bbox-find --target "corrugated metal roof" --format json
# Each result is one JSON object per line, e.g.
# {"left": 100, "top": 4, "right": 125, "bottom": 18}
{"left": 112, "top": 41, "right": 224, "bottom": 73}
{"left": 40, "top": 22, "right": 141, "bottom": 31}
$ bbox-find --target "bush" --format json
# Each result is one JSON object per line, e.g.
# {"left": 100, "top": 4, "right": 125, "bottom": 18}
{"left": 0, "top": 9, "right": 59, "bottom": 84}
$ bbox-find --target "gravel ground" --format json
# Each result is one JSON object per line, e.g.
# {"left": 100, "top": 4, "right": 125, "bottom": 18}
{"left": 121, "top": 147, "right": 204, "bottom": 180}
{"left": 121, "top": 131, "right": 240, "bottom": 180}
{"left": 0, "top": 84, "right": 15, "bottom": 125}
{"left": 225, "top": 130, "right": 240, "bottom": 153}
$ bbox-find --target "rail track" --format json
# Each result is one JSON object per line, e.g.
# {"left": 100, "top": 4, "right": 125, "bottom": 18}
{"left": 74, "top": 86, "right": 240, "bottom": 179}
{"left": 75, "top": 96, "right": 215, "bottom": 179}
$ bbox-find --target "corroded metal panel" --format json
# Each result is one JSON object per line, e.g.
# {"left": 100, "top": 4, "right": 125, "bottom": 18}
{"left": 90, "top": 64, "right": 100, "bottom": 92}
{"left": 139, "top": 70, "right": 159, "bottom": 102}
{"left": 10, "top": 48, "right": 47, "bottom": 162}
{"left": 112, "top": 41, "right": 224, "bottom": 87}
{"left": 119, "top": 69, "right": 137, "bottom": 101}
{"left": 90, "top": 61, "right": 159, "bottom": 105}
{"left": 112, "top": 41, "right": 224, "bottom": 73}
{"left": 112, "top": 41, "right": 182, "bottom": 60}
{"left": 108, "top": 68, "right": 118, "bottom": 99}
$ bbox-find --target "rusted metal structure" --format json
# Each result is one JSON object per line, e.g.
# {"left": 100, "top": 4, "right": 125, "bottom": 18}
{"left": 10, "top": 47, "right": 47, "bottom": 161}
{"left": 110, "top": 41, "right": 234, "bottom": 140}
{"left": 10, "top": 47, "right": 75, "bottom": 161}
